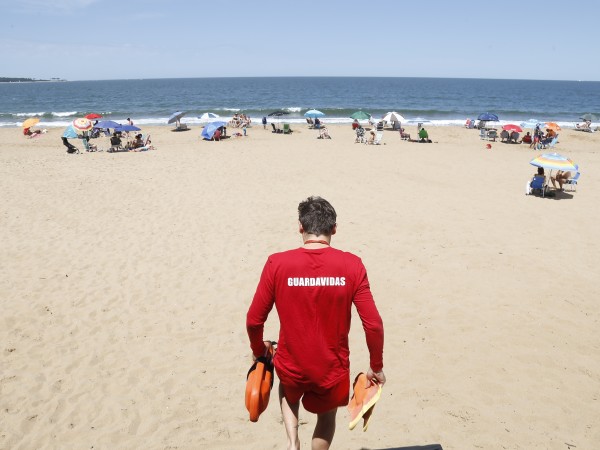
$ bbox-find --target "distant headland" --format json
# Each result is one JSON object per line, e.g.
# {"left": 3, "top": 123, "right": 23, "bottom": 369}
{"left": 0, "top": 77, "right": 66, "bottom": 83}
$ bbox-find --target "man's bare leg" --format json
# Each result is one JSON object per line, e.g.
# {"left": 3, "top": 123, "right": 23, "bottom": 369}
{"left": 279, "top": 384, "right": 300, "bottom": 450}
{"left": 312, "top": 408, "right": 337, "bottom": 450}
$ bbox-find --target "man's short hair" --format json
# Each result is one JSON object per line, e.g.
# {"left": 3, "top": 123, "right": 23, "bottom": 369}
{"left": 298, "top": 196, "right": 337, "bottom": 236}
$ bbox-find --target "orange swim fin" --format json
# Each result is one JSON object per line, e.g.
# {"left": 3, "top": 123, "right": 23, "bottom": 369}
{"left": 348, "top": 372, "right": 382, "bottom": 431}
{"left": 245, "top": 341, "right": 276, "bottom": 422}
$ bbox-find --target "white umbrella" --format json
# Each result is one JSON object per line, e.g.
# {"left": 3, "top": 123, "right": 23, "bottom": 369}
{"left": 199, "top": 112, "right": 220, "bottom": 122}
{"left": 382, "top": 111, "right": 406, "bottom": 124}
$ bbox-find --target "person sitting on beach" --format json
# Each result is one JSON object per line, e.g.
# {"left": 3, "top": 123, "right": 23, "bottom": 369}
{"left": 533, "top": 167, "right": 546, "bottom": 181}
{"left": 367, "top": 130, "right": 376, "bottom": 144}
{"left": 576, "top": 120, "right": 592, "bottom": 130}
{"left": 314, "top": 117, "right": 321, "bottom": 129}
{"left": 306, "top": 117, "right": 314, "bottom": 127}
{"left": 546, "top": 128, "right": 556, "bottom": 138}
{"left": 109, "top": 133, "right": 122, "bottom": 152}
{"left": 318, "top": 127, "right": 331, "bottom": 139}
{"left": 213, "top": 128, "right": 222, "bottom": 141}
{"left": 23, "top": 127, "right": 44, "bottom": 138}
{"left": 521, "top": 132, "right": 532, "bottom": 144}
{"left": 129, "top": 133, "right": 145, "bottom": 150}
{"left": 551, "top": 170, "right": 572, "bottom": 191}
{"left": 418, "top": 127, "right": 431, "bottom": 143}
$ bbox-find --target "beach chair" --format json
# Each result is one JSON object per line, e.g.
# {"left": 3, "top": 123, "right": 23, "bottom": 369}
{"left": 487, "top": 130, "right": 497, "bottom": 141}
{"left": 528, "top": 175, "right": 548, "bottom": 197}
{"left": 540, "top": 134, "right": 558, "bottom": 149}
{"left": 372, "top": 132, "right": 383, "bottom": 145}
{"left": 564, "top": 171, "right": 580, "bottom": 192}
{"left": 271, "top": 123, "right": 282, "bottom": 134}
{"left": 108, "top": 135, "right": 123, "bottom": 152}
{"left": 510, "top": 131, "right": 520, "bottom": 143}
{"left": 399, "top": 128, "right": 410, "bottom": 140}
{"left": 479, "top": 128, "right": 486, "bottom": 140}
{"left": 500, "top": 130, "right": 509, "bottom": 142}
{"left": 283, "top": 123, "right": 292, "bottom": 134}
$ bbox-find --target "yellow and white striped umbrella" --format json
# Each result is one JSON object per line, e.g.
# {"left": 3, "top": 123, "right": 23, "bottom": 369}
{"left": 72, "top": 118, "right": 93, "bottom": 132}
{"left": 530, "top": 153, "right": 578, "bottom": 172}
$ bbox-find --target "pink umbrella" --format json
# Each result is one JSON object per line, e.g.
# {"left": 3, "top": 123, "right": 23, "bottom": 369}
{"left": 502, "top": 124, "right": 523, "bottom": 132}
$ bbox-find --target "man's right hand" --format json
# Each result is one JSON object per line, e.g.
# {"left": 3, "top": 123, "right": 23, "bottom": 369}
{"left": 366, "top": 367, "right": 386, "bottom": 387}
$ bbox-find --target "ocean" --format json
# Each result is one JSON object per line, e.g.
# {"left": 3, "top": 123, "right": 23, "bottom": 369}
{"left": 1, "top": 77, "right": 599, "bottom": 128}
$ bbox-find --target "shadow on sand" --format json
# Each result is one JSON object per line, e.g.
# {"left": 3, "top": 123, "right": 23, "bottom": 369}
{"left": 362, "top": 444, "right": 443, "bottom": 450}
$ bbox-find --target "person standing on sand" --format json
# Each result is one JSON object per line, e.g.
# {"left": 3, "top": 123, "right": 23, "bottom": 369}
{"left": 246, "top": 196, "right": 386, "bottom": 450}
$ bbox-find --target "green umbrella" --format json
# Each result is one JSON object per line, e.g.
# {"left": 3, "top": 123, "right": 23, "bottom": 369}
{"left": 350, "top": 111, "right": 371, "bottom": 120}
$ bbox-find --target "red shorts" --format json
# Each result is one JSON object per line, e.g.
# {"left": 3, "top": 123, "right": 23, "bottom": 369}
{"left": 280, "top": 376, "right": 350, "bottom": 414}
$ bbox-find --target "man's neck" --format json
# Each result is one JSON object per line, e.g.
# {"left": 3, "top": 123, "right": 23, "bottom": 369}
{"left": 302, "top": 234, "right": 331, "bottom": 248}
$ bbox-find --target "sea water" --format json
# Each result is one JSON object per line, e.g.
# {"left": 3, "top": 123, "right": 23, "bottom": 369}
{"left": 1, "top": 77, "right": 599, "bottom": 128}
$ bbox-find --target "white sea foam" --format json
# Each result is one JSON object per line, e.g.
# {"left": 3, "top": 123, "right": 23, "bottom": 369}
{"left": 14, "top": 112, "right": 45, "bottom": 117}
{"left": 52, "top": 111, "right": 78, "bottom": 117}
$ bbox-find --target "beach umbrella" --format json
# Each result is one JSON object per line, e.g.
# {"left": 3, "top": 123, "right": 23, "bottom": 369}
{"left": 544, "top": 122, "right": 561, "bottom": 131}
{"left": 477, "top": 112, "right": 499, "bottom": 121}
{"left": 115, "top": 124, "right": 141, "bottom": 132}
{"left": 199, "top": 112, "right": 220, "bottom": 121}
{"left": 381, "top": 112, "right": 406, "bottom": 123}
{"left": 304, "top": 109, "right": 325, "bottom": 118}
{"left": 530, "top": 152, "right": 578, "bottom": 172}
{"left": 62, "top": 125, "right": 79, "bottom": 139}
{"left": 85, "top": 113, "right": 102, "bottom": 120}
{"left": 201, "top": 121, "right": 227, "bottom": 140}
{"left": 93, "top": 120, "right": 121, "bottom": 129}
{"left": 350, "top": 111, "right": 371, "bottom": 120}
{"left": 579, "top": 113, "right": 597, "bottom": 121}
{"left": 22, "top": 117, "right": 40, "bottom": 129}
{"left": 72, "top": 118, "right": 93, "bottom": 132}
{"left": 168, "top": 111, "right": 186, "bottom": 125}
{"left": 502, "top": 124, "right": 523, "bottom": 132}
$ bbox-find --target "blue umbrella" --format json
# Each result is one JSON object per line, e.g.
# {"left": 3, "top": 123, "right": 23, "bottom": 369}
{"left": 62, "top": 125, "right": 79, "bottom": 139}
{"left": 93, "top": 120, "right": 121, "bottom": 129}
{"left": 201, "top": 121, "right": 227, "bottom": 140}
{"left": 304, "top": 109, "right": 325, "bottom": 118}
{"left": 115, "top": 124, "right": 141, "bottom": 132}
{"left": 168, "top": 111, "right": 186, "bottom": 125}
{"left": 477, "top": 112, "right": 499, "bottom": 121}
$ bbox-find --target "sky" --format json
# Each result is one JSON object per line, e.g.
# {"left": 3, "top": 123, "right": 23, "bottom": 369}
{"left": 1, "top": 0, "right": 599, "bottom": 82}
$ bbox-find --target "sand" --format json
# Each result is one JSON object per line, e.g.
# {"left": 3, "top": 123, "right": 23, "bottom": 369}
{"left": 1, "top": 123, "right": 599, "bottom": 450}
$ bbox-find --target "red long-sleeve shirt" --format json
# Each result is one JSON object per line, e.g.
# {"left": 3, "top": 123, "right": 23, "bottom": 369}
{"left": 246, "top": 247, "right": 384, "bottom": 388}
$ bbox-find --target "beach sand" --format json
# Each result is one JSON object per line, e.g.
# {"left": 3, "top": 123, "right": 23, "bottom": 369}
{"left": 1, "top": 124, "right": 599, "bottom": 449}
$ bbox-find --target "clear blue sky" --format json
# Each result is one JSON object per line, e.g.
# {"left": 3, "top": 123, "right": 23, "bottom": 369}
{"left": 1, "top": 0, "right": 598, "bottom": 81}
